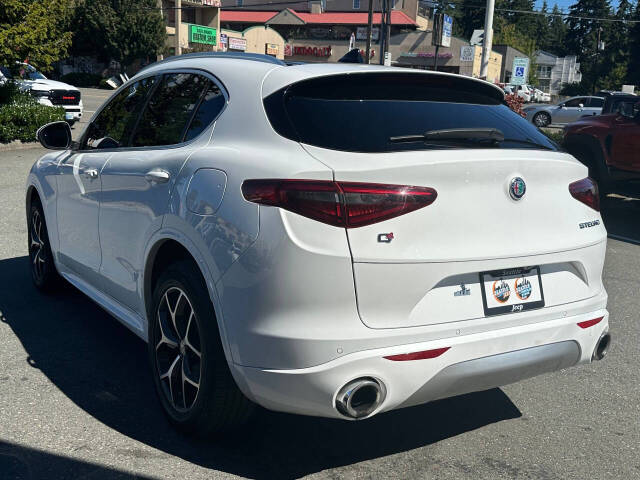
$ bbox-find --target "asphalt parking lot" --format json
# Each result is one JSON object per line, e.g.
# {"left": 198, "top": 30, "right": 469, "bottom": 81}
{"left": 1, "top": 146, "right": 639, "bottom": 479}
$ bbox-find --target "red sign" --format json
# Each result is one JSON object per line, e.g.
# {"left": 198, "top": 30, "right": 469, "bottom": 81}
{"left": 292, "top": 45, "right": 332, "bottom": 57}
{"left": 284, "top": 44, "right": 293, "bottom": 57}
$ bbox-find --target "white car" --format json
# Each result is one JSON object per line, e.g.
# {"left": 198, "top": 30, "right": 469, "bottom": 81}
{"left": 508, "top": 84, "right": 532, "bottom": 102}
{"left": 27, "top": 53, "right": 610, "bottom": 435}
{"left": 0, "top": 63, "right": 83, "bottom": 125}
{"left": 533, "top": 88, "right": 551, "bottom": 102}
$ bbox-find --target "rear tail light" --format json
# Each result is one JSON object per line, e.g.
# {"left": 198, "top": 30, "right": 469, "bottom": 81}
{"left": 241, "top": 179, "right": 437, "bottom": 228}
{"left": 569, "top": 177, "right": 599, "bottom": 211}
{"left": 577, "top": 316, "right": 604, "bottom": 329}
{"left": 384, "top": 347, "right": 450, "bottom": 361}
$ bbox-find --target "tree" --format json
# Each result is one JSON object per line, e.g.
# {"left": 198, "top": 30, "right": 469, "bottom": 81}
{"left": 565, "top": 0, "right": 613, "bottom": 93}
{"left": 453, "top": 0, "right": 487, "bottom": 39}
{"left": 0, "top": 0, "right": 74, "bottom": 72}
{"left": 599, "top": 0, "right": 633, "bottom": 89}
{"left": 546, "top": 4, "right": 568, "bottom": 55}
{"left": 533, "top": 1, "right": 551, "bottom": 51}
{"left": 628, "top": 1, "right": 640, "bottom": 86}
{"left": 494, "top": 23, "right": 539, "bottom": 85}
{"left": 72, "top": 0, "right": 165, "bottom": 72}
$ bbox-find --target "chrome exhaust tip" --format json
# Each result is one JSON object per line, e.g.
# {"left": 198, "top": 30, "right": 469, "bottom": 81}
{"left": 593, "top": 332, "right": 611, "bottom": 361}
{"left": 335, "top": 377, "right": 386, "bottom": 419}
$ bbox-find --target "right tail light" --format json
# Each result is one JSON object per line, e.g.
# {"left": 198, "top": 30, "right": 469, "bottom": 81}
{"left": 569, "top": 177, "right": 599, "bottom": 211}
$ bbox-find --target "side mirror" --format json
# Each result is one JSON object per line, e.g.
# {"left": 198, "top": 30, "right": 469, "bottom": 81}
{"left": 578, "top": 103, "right": 584, "bottom": 108}
{"left": 558, "top": 104, "right": 565, "bottom": 109}
{"left": 36, "top": 121, "right": 71, "bottom": 150}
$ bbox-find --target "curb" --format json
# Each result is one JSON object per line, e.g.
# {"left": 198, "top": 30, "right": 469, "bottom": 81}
{"left": 0, "top": 141, "right": 42, "bottom": 152}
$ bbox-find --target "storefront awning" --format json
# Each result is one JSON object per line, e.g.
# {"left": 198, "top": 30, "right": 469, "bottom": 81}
{"left": 220, "top": 9, "right": 417, "bottom": 26}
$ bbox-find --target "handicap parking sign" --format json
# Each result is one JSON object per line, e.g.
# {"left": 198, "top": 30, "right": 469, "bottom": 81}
{"left": 511, "top": 57, "right": 530, "bottom": 85}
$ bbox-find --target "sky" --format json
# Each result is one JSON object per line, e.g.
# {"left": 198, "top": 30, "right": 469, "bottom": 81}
{"left": 534, "top": 0, "right": 622, "bottom": 11}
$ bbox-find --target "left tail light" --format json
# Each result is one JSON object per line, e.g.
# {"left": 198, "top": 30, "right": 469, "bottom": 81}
{"left": 569, "top": 177, "right": 599, "bottom": 211}
{"left": 241, "top": 179, "right": 437, "bottom": 228}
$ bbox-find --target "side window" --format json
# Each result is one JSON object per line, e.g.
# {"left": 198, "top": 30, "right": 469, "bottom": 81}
{"left": 588, "top": 97, "right": 604, "bottom": 108}
{"left": 184, "top": 82, "right": 226, "bottom": 142}
{"left": 86, "top": 77, "right": 156, "bottom": 149}
{"left": 131, "top": 73, "right": 208, "bottom": 147}
{"left": 564, "top": 98, "right": 585, "bottom": 108}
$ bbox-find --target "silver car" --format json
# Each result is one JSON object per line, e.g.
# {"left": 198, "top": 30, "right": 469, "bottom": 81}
{"left": 524, "top": 96, "right": 605, "bottom": 127}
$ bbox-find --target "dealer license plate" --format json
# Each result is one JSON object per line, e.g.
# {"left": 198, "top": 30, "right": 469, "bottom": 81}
{"left": 479, "top": 266, "right": 545, "bottom": 316}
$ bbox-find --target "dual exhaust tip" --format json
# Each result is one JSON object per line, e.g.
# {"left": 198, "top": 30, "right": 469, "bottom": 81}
{"left": 335, "top": 377, "right": 386, "bottom": 419}
{"left": 593, "top": 332, "right": 611, "bottom": 361}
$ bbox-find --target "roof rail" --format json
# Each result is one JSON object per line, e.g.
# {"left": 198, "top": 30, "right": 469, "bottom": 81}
{"left": 137, "top": 52, "right": 285, "bottom": 75}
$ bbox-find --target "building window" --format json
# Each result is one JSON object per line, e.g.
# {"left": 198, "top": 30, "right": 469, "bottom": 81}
{"left": 353, "top": 0, "right": 360, "bottom": 9}
{"left": 537, "top": 65, "right": 552, "bottom": 79}
{"left": 236, "top": 0, "right": 242, "bottom": 5}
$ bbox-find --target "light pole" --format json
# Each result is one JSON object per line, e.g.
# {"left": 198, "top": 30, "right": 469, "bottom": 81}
{"left": 480, "top": 0, "right": 495, "bottom": 80}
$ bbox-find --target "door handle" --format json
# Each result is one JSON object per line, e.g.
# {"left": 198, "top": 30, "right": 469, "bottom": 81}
{"left": 145, "top": 169, "right": 170, "bottom": 184}
{"left": 84, "top": 169, "right": 99, "bottom": 179}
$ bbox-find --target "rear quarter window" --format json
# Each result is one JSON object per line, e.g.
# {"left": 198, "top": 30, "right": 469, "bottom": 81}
{"left": 264, "top": 72, "right": 557, "bottom": 153}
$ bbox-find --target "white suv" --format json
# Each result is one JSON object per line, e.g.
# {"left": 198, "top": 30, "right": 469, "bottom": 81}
{"left": 27, "top": 53, "right": 610, "bottom": 435}
{"left": 0, "top": 63, "right": 83, "bottom": 125}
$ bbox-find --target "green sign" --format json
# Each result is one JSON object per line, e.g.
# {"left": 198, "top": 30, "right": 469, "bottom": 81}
{"left": 189, "top": 24, "right": 217, "bottom": 45}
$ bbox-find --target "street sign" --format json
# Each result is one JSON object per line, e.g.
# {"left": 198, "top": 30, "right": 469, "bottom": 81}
{"left": 442, "top": 14, "right": 452, "bottom": 48}
{"left": 384, "top": 52, "right": 392, "bottom": 66}
{"left": 460, "top": 45, "right": 475, "bottom": 62}
{"left": 189, "top": 24, "right": 216, "bottom": 45}
{"left": 432, "top": 14, "right": 453, "bottom": 47}
{"left": 470, "top": 29, "right": 484, "bottom": 46}
{"left": 511, "top": 57, "right": 530, "bottom": 85}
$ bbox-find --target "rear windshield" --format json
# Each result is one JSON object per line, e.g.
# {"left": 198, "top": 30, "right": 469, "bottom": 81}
{"left": 264, "top": 73, "right": 558, "bottom": 153}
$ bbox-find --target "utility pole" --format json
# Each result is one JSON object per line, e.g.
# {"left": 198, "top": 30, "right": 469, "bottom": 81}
{"left": 592, "top": 26, "right": 603, "bottom": 94}
{"left": 379, "top": 0, "right": 386, "bottom": 65}
{"left": 365, "top": 0, "right": 374, "bottom": 63}
{"left": 480, "top": 0, "right": 495, "bottom": 80}
{"left": 158, "top": 0, "right": 164, "bottom": 60}
{"left": 385, "top": 0, "right": 391, "bottom": 64}
{"left": 175, "top": 0, "right": 182, "bottom": 56}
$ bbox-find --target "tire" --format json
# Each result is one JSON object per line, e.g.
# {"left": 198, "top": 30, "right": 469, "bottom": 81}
{"left": 148, "top": 260, "right": 254, "bottom": 436}
{"left": 27, "top": 198, "right": 60, "bottom": 291}
{"left": 533, "top": 112, "right": 551, "bottom": 128}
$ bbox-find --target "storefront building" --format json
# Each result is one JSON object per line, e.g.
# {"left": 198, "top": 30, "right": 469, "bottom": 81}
{"left": 389, "top": 31, "right": 502, "bottom": 83}
{"left": 493, "top": 45, "right": 528, "bottom": 84}
{"left": 219, "top": 26, "right": 286, "bottom": 59}
{"left": 162, "top": 0, "right": 222, "bottom": 56}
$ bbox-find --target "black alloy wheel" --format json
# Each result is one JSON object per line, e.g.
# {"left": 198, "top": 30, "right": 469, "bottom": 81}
{"left": 149, "top": 261, "right": 254, "bottom": 436}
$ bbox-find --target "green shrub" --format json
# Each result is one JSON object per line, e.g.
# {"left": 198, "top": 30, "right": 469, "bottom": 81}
{"left": 559, "top": 82, "right": 591, "bottom": 97}
{"left": 60, "top": 72, "right": 103, "bottom": 88}
{"left": 0, "top": 100, "right": 66, "bottom": 143}
{"left": 540, "top": 128, "right": 564, "bottom": 146}
{"left": 0, "top": 81, "right": 33, "bottom": 105}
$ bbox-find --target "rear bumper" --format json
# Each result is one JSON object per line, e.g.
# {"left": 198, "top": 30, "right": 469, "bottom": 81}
{"left": 231, "top": 308, "right": 609, "bottom": 419}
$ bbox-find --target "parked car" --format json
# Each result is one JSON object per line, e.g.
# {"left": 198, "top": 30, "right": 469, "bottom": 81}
{"left": 509, "top": 84, "right": 532, "bottom": 102}
{"left": 564, "top": 96, "right": 640, "bottom": 197}
{"left": 0, "top": 63, "right": 83, "bottom": 125}
{"left": 524, "top": 96, "right": 605, "bottom": 127}
{"left": 27, "top": 53, "right": 610, "bottom": 435}
{"left": 532, "top": 88, "right": 551, "bottom": 103}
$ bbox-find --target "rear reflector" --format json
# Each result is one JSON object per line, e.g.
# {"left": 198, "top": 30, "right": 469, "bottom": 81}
{"left": 569, "top": 177, "right": 599, "bottom": 211}
{"left": 242, "top": 179, "right": 437, "bottom": 228}
{"left": 384, "top": 347, "right": 450, "bottom": 361}
{"left": 577, "top": 316, "right": 604, "bottom": 329}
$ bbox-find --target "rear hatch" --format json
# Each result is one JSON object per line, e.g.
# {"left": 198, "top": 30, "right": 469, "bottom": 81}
{"left": 262, "top": 70, "right": 607, "bottom": 329}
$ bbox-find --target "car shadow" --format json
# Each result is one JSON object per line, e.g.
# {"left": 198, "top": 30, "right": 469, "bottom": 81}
{"left": 0, "top": 440, "right": 155, "bottom": 479}
{"left": 0, "top": 256, "right": 522, "bottom": 479}
{"left": 602, "top": 183, "right": 640, "bottom": 245}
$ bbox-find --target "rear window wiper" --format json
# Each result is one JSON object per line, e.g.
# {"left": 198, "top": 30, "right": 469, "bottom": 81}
{"left": 389, "top": 128, "right": 554, "bottom": 150}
